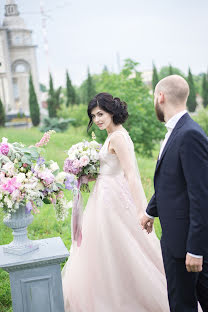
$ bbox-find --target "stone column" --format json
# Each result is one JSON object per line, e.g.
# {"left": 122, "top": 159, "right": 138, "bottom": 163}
{"left": 0, "top": 237, "right": 69, "bottom": 312}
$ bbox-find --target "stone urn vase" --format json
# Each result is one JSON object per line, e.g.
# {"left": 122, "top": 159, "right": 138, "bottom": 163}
{"left": 3, "top": 203, "right": 39, "bottom": 255}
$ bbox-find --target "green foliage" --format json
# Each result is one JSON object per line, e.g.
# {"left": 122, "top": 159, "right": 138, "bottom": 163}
{"left": 66, "top": 70, "right": 76, "bottom": 107}
{"left": 47, "top": 73, "right": 62, "bottom": 117}
{"left": 152, "top": 63, "right": 159, "bottom": 91}
{"left": 202, "top": 73, "right": 208, "bottom": 108}
{"left": 0, "top": 97, "right": 5, "bottom": 127}
{"left": 76, "top": 69, "right": 97, "bottom": 105}
{"left": 40, "top": 117, "right": 73, "bottom": 133}
{"left": 40, "top": 83, "right": 47, "bottom": 92}
{"left": 86, "top": 68, "right": 96, "bottom": 104}
{"left": 92, "top": 58, "right": 165, "bottom": 156}
{"left": 29, "top": 74, "right": 40, "bottom": 126}
{"left": 57, "top": 104, "right": 89, "bottom": 128}
{"left": 193, "top": 107, "right": 208, "bottom": 135}
{"left": 159, "top": 66, "right": 185, "bottom": 79}
{"left": 169, "top": 64, "right": 173, "bottom": 75}
{"left": 187, "top": 68, "right": 197, "bottom": 112}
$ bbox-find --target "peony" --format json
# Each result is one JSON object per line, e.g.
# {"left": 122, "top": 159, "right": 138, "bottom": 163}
{"left": 0, "top": 143, "right": 9, "bottom": 156}
{"left": 79, "top": 156, "right": 90, "bottom": 167}
{"left": 2, "top": 177, "right": 21, "bottom": 194}
{"left": 38, "top": 169, "right": 55, "bottom": 186}
{"left": 2, "top": 162, "right": 16, "bottom": 176}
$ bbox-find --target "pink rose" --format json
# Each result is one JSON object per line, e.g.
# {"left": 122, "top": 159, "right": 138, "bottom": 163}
{"left": 38, "top": 169, "right": 55, "bottom": 186}
{"left": 73, "top": 159, "right": 81, "bottom": 169}
{"left": 79, "top": 156, "right": 90, "bottom": 167}
{"left": 0, "top": 143, "right": 9, "bottom": 156}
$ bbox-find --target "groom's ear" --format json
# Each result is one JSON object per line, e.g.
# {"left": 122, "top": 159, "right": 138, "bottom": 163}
{"left": 158, "top": 92, "right": 165, "bottom": 104}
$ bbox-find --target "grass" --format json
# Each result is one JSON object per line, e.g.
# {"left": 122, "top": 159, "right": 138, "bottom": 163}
{"left": 0, "top": 126, "right": 161, "bottom": 312}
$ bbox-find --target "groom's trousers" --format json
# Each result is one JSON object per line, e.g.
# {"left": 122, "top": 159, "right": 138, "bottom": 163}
{"left": 161, "top": 239, "right": 208, "bottom": 312}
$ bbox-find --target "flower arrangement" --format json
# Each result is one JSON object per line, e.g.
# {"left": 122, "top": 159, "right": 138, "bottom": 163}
{"left": 63, "top": 132, "right": 102, "bottom": 192}
{"left": 0, "top": 131, "right": 73, "bottom": 221}
{"left": 63, "top": 132, "right": 102, "bottom": 247}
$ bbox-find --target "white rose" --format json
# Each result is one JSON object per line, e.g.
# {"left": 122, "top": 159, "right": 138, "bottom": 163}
{"left": 50, "top": 161, "right": 59, "bottom": 172}
{"left": 16, "top": 173, "right": 26, "bottom": 183}
{"left": 35, "top": 182, "right": 45, "bottom": 191}
{"left": 55, "top": 172, "right": 67, "bottom": 184}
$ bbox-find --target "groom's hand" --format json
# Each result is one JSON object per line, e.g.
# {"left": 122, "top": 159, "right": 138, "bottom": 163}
{"left": 185, "top": 253, "right": 203, "bottom": 272}
{"left": 140, "top": 215, "right": 154, "bottom": 234}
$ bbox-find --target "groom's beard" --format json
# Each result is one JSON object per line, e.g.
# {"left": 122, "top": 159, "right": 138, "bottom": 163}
{"left": 155, "top": 100, "right": 165, "bottom": 123}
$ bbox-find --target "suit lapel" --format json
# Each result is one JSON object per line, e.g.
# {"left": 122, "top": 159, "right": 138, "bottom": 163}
{"left": 155, "top": 113, "right": 190, "bottom": 173}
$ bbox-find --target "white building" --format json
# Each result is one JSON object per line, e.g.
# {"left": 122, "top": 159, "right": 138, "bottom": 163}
{"left": 0, "top": 0, "right": 40, "bottom": 116}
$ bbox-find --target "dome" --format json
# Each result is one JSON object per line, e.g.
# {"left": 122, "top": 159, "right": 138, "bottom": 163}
{"left": 3, "top": 1, "right": 26, "bottom": 30}
{"left": 3, "top": 15, "right": 26, "bottom": 29}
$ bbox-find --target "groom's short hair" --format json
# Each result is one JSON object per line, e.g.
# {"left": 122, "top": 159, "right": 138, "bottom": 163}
{"left": 155, "top": 75, "right": 190, "bottom": 105}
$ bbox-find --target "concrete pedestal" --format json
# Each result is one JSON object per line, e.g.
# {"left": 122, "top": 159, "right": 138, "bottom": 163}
{"left": 0, "top": 237, "right": 69, "bottom": 312}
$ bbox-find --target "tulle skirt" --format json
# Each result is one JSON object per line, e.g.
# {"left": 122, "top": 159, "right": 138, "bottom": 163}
{"left": 62, "top": 173, "right": 169, "bottom": 311}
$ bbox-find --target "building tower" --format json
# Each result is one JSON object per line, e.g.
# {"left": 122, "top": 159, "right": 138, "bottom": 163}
{"left": 0, "top": 0, "right": 40, "bottom": 115}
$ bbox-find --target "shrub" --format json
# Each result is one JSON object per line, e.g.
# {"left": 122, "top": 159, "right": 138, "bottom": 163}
{"left": 40, "top": 117, "right": 73, "bottom": 133}
{"left": 57, "top": 104, "right": 89, "bottom": 128}
{"left": 193, "top": 108, "right": 208, "bottom": 135}
{"left": 0, "top": 97, "right": 5, "bottom": 127}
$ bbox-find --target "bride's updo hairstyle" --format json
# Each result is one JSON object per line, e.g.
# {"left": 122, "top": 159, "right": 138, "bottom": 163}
{"left": 87, "top": 92, "right": 128, "bottom": 131}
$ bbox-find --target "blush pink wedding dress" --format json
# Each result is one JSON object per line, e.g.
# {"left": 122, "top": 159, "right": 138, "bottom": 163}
{"left": 62, "top": 130, "right": 170, "bottom": 312}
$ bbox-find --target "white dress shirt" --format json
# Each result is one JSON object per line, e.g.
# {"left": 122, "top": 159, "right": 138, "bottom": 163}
{"left": 146, "top": 110, "right": 202, "bottom": 258}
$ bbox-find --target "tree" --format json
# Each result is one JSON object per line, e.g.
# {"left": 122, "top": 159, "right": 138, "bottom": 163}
{"left": 86, "top": 68, "right": 96, "bottom": 104}
{"left": 47, "top": 73, "right": 62, "bottom": 117}
{"left": 66, "top": 70, "right": 76, "bottom": 107}
{"left": 159, "top": 66, "right": 184, "bottom": 79}
{"left": 93, "top": 58, "right": 165, "bottom": 157}
{"left": 152, "top": 64, "right": 159, "bottom": 91}
{"left": 0, "top": 97, "right": 5, "bottom": 127}
{"left": 29, "top": 74, "right": 40, "bottom": 126}
{"left": 202, "top": 73, "right": 208, "bottom": 108}
{"left": 187, "top": 68, "right": 197, "bottom": 112}
{"left": 169, "top": 64, "right": 173, "bottom": 75}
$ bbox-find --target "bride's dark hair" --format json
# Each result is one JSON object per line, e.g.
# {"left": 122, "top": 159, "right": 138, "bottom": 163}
{"left": 87, "top": 92, "right": 128, "bottom": 131}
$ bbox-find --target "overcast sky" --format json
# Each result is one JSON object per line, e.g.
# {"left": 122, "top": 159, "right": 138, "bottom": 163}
{"left": 0, "top": 0, "right": 208, "bottom": 87}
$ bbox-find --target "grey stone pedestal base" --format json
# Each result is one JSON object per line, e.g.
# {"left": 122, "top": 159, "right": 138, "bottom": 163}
{"left": 0, "top": 237, "right": 69, "bottom": 312}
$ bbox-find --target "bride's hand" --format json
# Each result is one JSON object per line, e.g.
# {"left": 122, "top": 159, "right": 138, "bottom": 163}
{"left": 140, "top": 215, "right": 154, "bottom": 234}
{"left": 80, "top": 175, "right": 96, "bottom": 184}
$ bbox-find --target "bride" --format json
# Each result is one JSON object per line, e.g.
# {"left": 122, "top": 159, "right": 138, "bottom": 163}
{"left": 62, "top": 92, "right": 169, "bottom": 311}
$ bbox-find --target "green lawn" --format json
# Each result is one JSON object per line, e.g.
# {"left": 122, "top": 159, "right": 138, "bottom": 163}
{"left": 0, "top": 126, "right": 160, "bottom": 312}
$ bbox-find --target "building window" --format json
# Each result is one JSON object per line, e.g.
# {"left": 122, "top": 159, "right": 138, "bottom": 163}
{"left": 12, "top": 78, "right": 19, "bottom": 100}
{"left": 12, "top": 60, "right": 30, "bottom": 73}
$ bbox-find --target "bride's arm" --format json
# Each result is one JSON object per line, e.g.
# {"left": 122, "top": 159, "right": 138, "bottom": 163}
{"left": 110, "top": 134, "right": 146, "bottom": 220}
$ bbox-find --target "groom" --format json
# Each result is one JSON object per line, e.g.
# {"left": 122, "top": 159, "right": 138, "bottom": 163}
{"left": 141, "top": 75, "right": 208, "bottom": 312}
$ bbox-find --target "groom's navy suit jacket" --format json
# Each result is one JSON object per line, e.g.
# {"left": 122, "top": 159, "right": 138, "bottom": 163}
{"left": 147, "top": 113, "right": 208, "bottom": 259}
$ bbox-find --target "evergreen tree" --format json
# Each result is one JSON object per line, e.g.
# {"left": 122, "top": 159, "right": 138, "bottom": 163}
{"left": 48, "top": 73, "right": 55, "bottom": 117}
{"left": 152, "top": 64, "right": 159, "bottom": 91}
{"left": 66, "top": 70, "right": 76, "bottom": 107}
{"left": 0, "top": 97, "right": 5, "bottom": 127}
{"left": 202, "top": 73, "right": 208, "bottom": 108}
{"left": 169, "top": 64, "right": 173, "bottom": 75}
{"left": 187, "top": 68, "right": 197, "bottom": 112}
{"left": 47, "top": 73, "right": 62, "bottom": 117}
{"left": 29, "top": 74, "right": 40, "bottom": 126}
{"left": 86, "top": 68, "right": 96, "bottom": 103}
